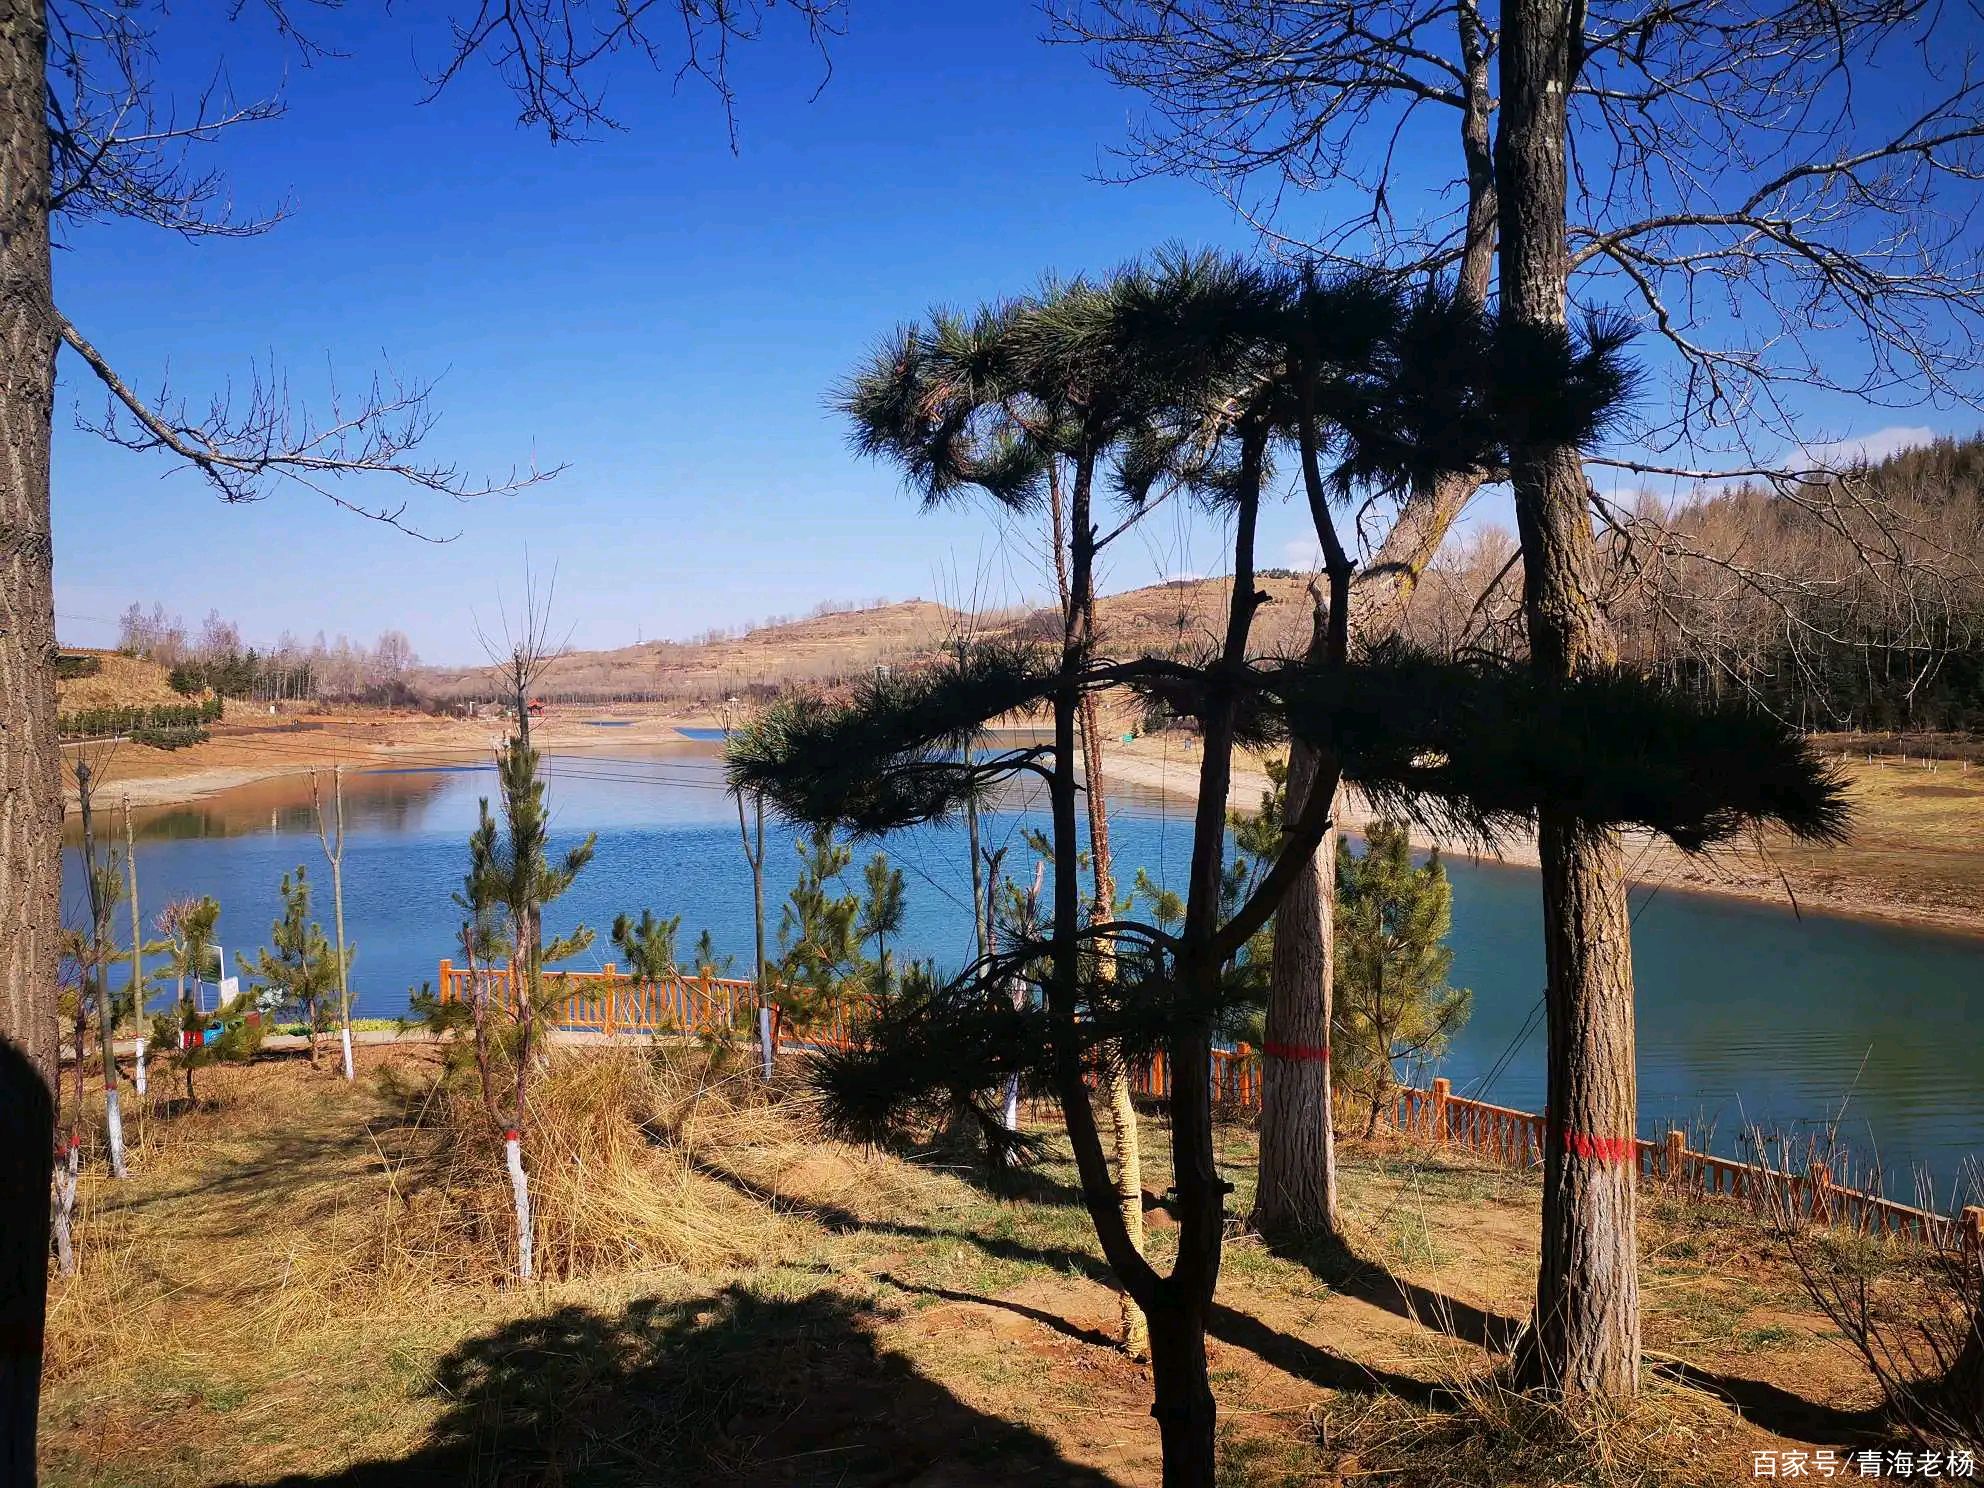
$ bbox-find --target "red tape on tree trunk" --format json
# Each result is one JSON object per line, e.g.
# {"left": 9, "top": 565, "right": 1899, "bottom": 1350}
{"left": 1562, "top": 1129, "right": 1636, "bottom": 1164}
{"left": 1264, "top": 1040, "right": 1329, "bottom": 1064}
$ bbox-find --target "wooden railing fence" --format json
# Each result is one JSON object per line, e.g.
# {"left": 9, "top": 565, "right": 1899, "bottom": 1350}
{"left": 438, "top": 960, "right": 1982, "bottom": 1259}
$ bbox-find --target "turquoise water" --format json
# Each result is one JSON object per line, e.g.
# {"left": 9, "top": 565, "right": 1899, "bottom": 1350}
{"left": 65, "top": 738, "right": 1984, "bottom": 1199}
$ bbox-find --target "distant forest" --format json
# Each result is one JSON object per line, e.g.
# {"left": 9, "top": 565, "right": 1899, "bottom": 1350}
{"left": 1397, "top": 436, "right": 1984, "bottom": 733}
{"left": 115, "top": 604, "right": 420, "bottom": 705}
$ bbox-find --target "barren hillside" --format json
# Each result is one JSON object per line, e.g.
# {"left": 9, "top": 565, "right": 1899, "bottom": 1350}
{"left": 415, "top": 577, "right": 1324, "bottom": 707}
{"left": 55, "top": 650, "right": 192, "bottom": 712}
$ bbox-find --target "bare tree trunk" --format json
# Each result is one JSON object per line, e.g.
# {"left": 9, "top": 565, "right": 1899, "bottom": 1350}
{"left": 49, "top": 1134, "right": 75, "bottom": 1279}
{"left": 123, "top": 801, "right": 146, "bottom": 1106}
{"left": 1, "top": 2, "right": 61, "bottom": 1463}
{"left": 1253, "top": 741, "right": 1340, "bottom": 1237}
{"left": 1068, "top": 474, "right": 1149, "bottom": 1358}
{"left": 1498, "top": 0, "right": 1642, "bottom": 1401}
{"left": 76, "top": 765, "right": 126, "bottom": 1180}
{"left": 1147, "top": 1291, "right": 1216, "bottom": 1488}
{"left": 314, "top": 767, "right": 355, "bottom": 1081}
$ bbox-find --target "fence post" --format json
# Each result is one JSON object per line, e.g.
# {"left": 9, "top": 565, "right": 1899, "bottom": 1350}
{"left": 1665, "top": 1130, "right": 1687, "bottom": 1190}
{"left": 1961, "top": 1205, "right": 1983, "bottom": 1262}
{"left": 1809, "top": 1162, "right": 1834, "bottom": 1224}
{"left": 438, "top": 959, "right": 453, "bottom": 1003}
{"left": 1432, "top": 1077, "right": 1451, "bottom": 1143}
{"left": 602, "top": 964, "right": 616, "bottom": 1040}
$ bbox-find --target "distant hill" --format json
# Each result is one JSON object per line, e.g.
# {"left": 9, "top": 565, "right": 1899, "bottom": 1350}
{"left": 54, "top": 649, "right": 191, "bottom": 712}
{"left": 415, "top": 575, "right": 1327, "bottom": 709}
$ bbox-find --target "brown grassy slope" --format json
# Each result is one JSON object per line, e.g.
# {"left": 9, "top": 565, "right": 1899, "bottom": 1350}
{"left": 412, "top": 577, "right": 1322, "bottom": 709}
{"left": 55, "top": 650, "right": 190, "bottom": 712}
{"left": 418, "top": 599, "right": 969, "bottom": 704}
{"left": 40, "top": 1047, "right": 1890, "bottom": 1488}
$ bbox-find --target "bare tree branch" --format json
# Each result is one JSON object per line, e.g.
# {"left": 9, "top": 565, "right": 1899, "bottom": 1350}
{"left": 422, "top": 0, "right": 847, "bottom": 146}
{"left": 58, "top": 310, "right": 560, "bottom": 539}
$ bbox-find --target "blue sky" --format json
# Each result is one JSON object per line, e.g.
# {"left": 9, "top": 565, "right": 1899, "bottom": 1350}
{"left": 51, "top": 2, "right": 1976, "bottom": 663}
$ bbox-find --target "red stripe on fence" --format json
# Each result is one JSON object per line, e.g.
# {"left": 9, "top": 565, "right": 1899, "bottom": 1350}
{"left": 1264, "top": 1040, "right": 1329, "bottom": 1064}
{"left": 1562, "top": 1129, "right": 1636, "bottom": 1164}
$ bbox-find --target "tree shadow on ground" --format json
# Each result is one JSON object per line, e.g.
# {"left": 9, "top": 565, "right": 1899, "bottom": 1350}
{"left": 234, "top": 1284, "right": 1122, "bottom": 1488}
{"left": 1276, "top": 1232, "right": 1890, "bottom": 1447}
{"left": 1276, "top": 1232, "right": 1525, "bottom": 1352}
{"left": 696, "top": 1156, "right": 1448, "bottom": 1404}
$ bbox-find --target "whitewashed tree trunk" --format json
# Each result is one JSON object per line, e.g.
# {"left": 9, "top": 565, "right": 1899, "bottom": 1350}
{"left": 102, "top": 1088, "right": 126, "bottom": 1181}
{"left": 505, "top": 1130, "right": 534, "bottom": 1282}
{"left": 52, "top": 1137, "right": 78, "bottom": 1278}
{"left": 339, "top": 1024, "right": 355, "bottom": 1082}
{"left": 133, "top": 1036, "right": 146, "bottom": 1097}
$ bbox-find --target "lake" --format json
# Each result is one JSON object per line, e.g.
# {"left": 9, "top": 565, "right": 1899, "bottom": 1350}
{"left": 64, "top": 736, "right": 1984, "bottom": 1202}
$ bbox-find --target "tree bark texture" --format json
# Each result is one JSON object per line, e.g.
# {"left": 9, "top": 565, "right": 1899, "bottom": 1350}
{"left": 1, "top": 2, "right": 60, "bottom": 1475}
{"left": 1252, "top": 740, "right": 1340, "bottom": 1238}
{"left": 1498, "top": 0, "right": 1643, "bottom": 1401}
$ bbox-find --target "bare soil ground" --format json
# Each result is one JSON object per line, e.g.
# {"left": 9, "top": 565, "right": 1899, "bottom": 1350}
{"left": 40, "top": 1047, "right": 1897, "bottom": 1487}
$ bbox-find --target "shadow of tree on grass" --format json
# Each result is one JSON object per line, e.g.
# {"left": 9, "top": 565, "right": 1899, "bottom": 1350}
{"left": 237, "top": 1284, "right": 1121, "bottom": 1487}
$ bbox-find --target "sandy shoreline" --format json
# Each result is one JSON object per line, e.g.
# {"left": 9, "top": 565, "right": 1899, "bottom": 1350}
{"left": 65, "top": 702, "right": 1984, "bottom": 939}
{"left": 61, "top": 706, "right": 716, "bottom": 810}
{"left": 1100, "top": 735, "right": 1984, "bottom": 940}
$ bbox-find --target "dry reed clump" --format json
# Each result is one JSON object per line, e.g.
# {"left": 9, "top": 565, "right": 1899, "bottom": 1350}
{"left": 1311, "top": 1369, "right": 1744, "bottom": 1488}
{"left": 373, "top": 1043, "right": 816, "bottom": 1286}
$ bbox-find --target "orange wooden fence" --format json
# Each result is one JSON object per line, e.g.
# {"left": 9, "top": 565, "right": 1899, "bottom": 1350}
{"left": 435, "top": 960, "right": 872, "bottom": 1052}
{"left": 437, "top": 959, "right": 1979, "bottom": 1257}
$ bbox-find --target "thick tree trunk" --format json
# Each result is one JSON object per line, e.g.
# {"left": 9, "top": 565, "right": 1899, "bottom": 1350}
{"left": 1, "top": 0, "right": 59, "bottom": 1447}
{"left": 1253, "top": 740, "right": 1340, "bottom": 1238}
{"left": 1519, "top": 815, "right": 1641, "bottom": 1395}
{"left": 1497, "top": 0, "right": 1643, "bottom": 1402}
{"left": 1147, "top": 1292, "right": 1217, "bottom": 1488}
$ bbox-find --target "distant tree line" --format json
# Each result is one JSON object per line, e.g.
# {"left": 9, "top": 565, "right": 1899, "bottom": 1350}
{"left": 1395, "top": 437, "right": 1984, "bottom": 733}
{"left": 117, "top": 602, "right": 419, "bottom": 704}
{"left": 57, "top": 698, "right": 222, "bottom": 744}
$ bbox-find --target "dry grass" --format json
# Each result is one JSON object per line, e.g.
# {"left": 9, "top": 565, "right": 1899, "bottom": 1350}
{"left": 1308, "top": 1372, "right": 1743, "bottom": 1488}
{"left": 54, "top": 650, "right": 189, "bottom": 712}
{"left": 38, "top": 1052, "right": 1919, "bottom": 1486}
{"left": 373, "top": 1044, "right": 790, "bottom": 1285}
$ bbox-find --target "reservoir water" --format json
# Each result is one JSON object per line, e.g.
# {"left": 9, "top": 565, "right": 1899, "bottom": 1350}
{"left": 65, "top": 736, "right": 1984, "bottom": 1201}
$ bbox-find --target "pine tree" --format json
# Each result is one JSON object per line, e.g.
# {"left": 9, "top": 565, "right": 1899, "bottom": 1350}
{"left": 733, "top": 249, "right": 1844, "bottom": 1488}
{"left": 238, "top": 868, "right": 345, "bottom": 1069}
{"left": 774, "top": 829, "right": 866, "bottom": 1029}
{"left": 153, "top": 897, "right": 222, "bottom": 1103}
{"left": 1332, "top": 824, "right": 1471, "bottom": 1136}
{"left": 470, "top": 716, "right": 596, "bottom": 1282}
{"left": 610, "top": 909, "right": 683, "bottom": 984}
{"left": 857, "top": 852, "right": 906, "bottom": 991}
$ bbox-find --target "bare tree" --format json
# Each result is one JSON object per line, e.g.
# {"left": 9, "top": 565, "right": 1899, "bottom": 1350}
{"left": 1, "top": 4, "right": 846, "bottom": 1475}
{"left": 311, "top": 766, "right": 356, "bottom": 1082}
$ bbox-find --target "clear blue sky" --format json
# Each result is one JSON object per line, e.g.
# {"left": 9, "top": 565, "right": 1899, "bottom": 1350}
{"left": 50, "top": 1, "right": 1973, "bottom": 664}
